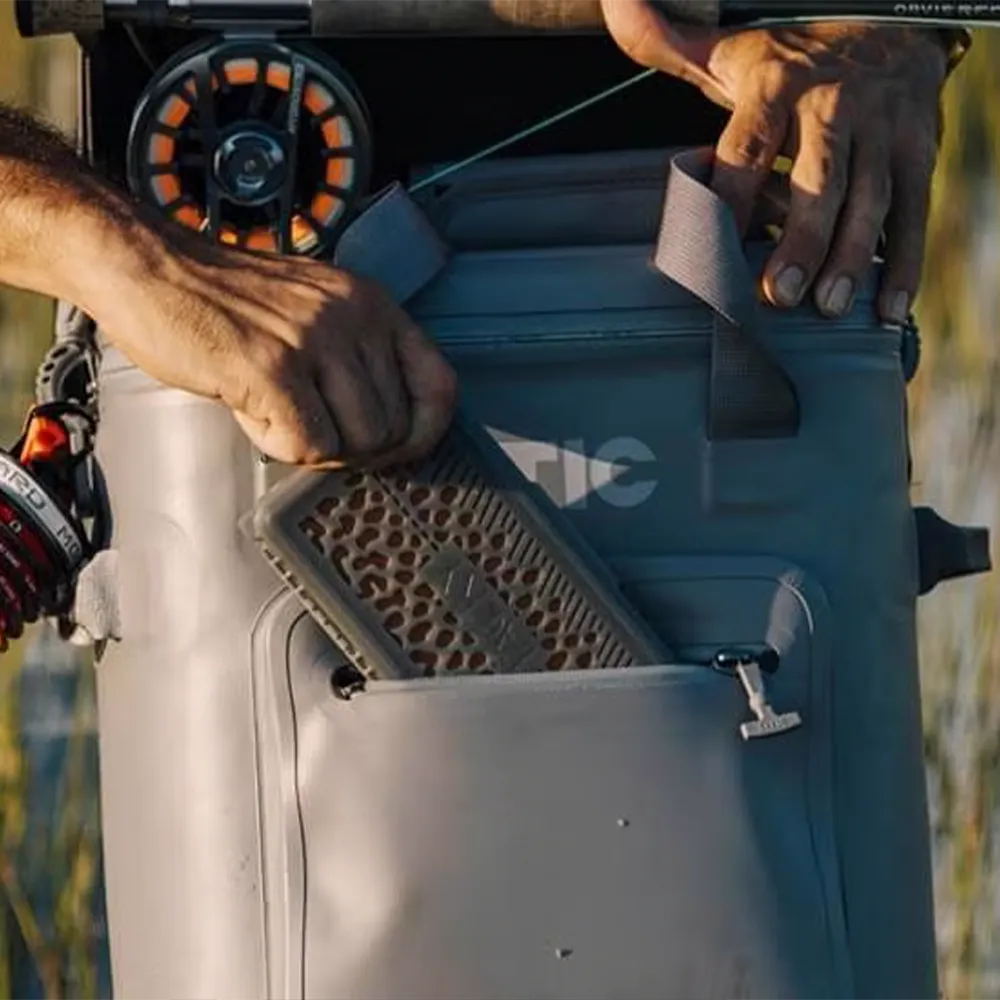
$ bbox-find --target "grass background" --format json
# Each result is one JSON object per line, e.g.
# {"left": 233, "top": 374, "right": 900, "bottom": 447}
{"left": 0, "top": 9, "right": 997, "bottom": 998}
{"left": 0, "top": 12, "right": 114, "bottom": 998}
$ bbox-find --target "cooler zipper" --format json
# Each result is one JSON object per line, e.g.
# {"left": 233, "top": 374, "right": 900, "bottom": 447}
{"left": 331, "top": 645, "right": 803, "bottom": 742}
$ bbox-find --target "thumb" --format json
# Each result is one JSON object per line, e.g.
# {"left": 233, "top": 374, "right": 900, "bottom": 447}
{"left": 600, "top": 0, "right": 722, "bottom": 86}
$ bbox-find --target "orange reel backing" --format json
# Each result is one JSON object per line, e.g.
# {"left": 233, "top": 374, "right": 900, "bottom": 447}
{"left": 127, "top": 38, "right": 371, "bottom": 257}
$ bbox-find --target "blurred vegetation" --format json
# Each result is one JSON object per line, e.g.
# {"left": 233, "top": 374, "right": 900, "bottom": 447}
{"left": 0, "top": 11, "right": 995, "bottom": 1000}
{"left": 914, "top": 30, "right": 1000, "bottom": 1000}
{"left": 0, "top": 7, "right": 107, "bottom": 999}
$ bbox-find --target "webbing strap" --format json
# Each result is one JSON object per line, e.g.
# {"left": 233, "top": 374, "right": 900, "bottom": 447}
{"left": 340, "top": 146, "right": 801, "bottom": 442}
{"left": 654, "top": 148, "right": 800, "bottom": 440}
{"left": 335, "top": 182, "right": 450, "bottom": 304}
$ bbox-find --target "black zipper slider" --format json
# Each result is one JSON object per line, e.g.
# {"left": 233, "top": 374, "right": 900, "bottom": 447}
{"left": 712, "top": 646, "right": 802, "bottom": 741}
{"left": 331, "top": 663, "right": 367, "bottom": 701}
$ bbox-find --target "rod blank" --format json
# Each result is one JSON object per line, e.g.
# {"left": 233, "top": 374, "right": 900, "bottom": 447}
{"left": 310, "top": 0, "right": 593, "bottom": 35}
{"left": 18, "top": 0, "right": 708, "bottom": 37}
{"left": 14, "top": 0, "right": 998, "bottom": 41}
{"left": 311, "top": 0, "right": 604, "bottom": 35}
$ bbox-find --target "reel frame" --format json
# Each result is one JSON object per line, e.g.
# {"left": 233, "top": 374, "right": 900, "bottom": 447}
{"left": 126, "top": 35, "right": 373, "bottom": 257}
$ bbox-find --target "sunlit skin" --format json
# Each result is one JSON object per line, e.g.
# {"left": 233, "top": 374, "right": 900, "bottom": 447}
{"left": 0, "top": 4, "right": 955, "bottom": 469}
{"left": 0, "top": 112, "right": 457, "bottom": 471}
{"left": 601, "top": 1, "right": 951, "bottom": 324}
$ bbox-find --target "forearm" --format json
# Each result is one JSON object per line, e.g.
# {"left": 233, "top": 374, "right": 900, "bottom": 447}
{"left": 0, "top": 105, "right": 173, "bottom": 322}
{"left": 488, "top": 0, "right": 603, "bottom": 29}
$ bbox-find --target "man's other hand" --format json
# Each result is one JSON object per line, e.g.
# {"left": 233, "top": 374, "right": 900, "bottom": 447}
{"left": 100, "top": 234, "right": 457, "bottom": 469}
{"left": 601, "top": 0, "right": 950, "bottom": 324}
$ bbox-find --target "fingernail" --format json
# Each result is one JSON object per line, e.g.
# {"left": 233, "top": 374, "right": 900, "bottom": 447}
{"left": 822, "top": 276, "right": 856, "bottom": 316}
{"left": 773, "top": 265, "right": 805, "bottom": 307}
{"left": 883, "top": 290, "right": 910, "bottom": 325}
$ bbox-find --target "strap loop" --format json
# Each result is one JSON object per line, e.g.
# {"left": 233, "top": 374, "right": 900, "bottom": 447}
{"left": 654, "top": 148, "right": 800, "bottom": 441}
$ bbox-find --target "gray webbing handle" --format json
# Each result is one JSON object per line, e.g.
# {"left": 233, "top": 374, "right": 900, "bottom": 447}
{"left": 654, "top": 147, "right": 800, "bottom": 440}
{"left": 340, "top": 150, "right": 800, "bottom": 442}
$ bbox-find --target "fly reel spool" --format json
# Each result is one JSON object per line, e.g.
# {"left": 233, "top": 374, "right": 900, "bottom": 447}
{"left": 127, "top": 37, "right": 372, "bottom": 257}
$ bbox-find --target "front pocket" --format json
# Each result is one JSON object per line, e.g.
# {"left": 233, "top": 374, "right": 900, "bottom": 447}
{"left": 255, "top": 556, "right": 851, "bottom": 1000}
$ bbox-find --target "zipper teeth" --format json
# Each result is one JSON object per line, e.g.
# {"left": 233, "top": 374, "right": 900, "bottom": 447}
{"left": 351, "top": 659, "right": 714, "bottom": 697}
{"left": 415, "top": 166, "right": 668, "bottom": 200}
{"left": 432, "top": 325, "right": 899, "bottom": 350}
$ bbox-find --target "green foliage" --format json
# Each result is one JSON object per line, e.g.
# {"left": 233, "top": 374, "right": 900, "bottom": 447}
{"left": 920, "top": 32, "right": 1000, "bottom": 376}
{"left": 910, "top": 31, "right": 1000, "bottom": 1000}
{"left": 0, "top": 10, "right": 106, "bottom": 998}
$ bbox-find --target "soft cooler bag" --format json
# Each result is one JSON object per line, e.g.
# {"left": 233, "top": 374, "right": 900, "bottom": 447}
{"left": 88, "top": 147, "right": 990, "bottom": 999}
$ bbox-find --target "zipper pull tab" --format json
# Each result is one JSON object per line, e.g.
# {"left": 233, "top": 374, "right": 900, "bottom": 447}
{"left": 712, "top": 647, "right": 802, "bottom": 741}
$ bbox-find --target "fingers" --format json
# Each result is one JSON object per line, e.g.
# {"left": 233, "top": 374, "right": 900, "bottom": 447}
{"left": 374, "top": 320, "right": 458, "bottom": 468}
{"left": 748, "top": 169, "right": 792, "bottom": 233}
{"left": 877, "top": 128, "right": 938, "bottom": 324}
{"left": 761, "top": 89, "right": 936, "bottom": 322}
{"left": 229, "top": 348, "right": 342, "bottom": 467}
{"left": 310, "top": 296, "right": 452, "bottom": 468}
{"left": 207, "top": 262, "right": 455, "bottom": 469}
{"left": 761, "top": 88, "right": 851, "bottom": 311}
{"left": 313, "top": 342, "right": 401, "bottom": 459}
{"left": 599, "top": 0, "right": 720, "bottom": 87}
{"left": 711, "top": 72, "right": 791, "bottom": 236}
{"left": 599, "top": 0, "right": 677, "bottom": 70}
{"left": 597, "top": 15, "right": 946, "bottom": 323}
{"left": 812, "top": 135, "right": 893, "bottom": 317}
{"left": 355, "top": 333, "right": 411, "bottom": 448}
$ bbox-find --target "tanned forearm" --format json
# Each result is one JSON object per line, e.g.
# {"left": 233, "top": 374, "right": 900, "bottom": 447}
{"left": 0, "top": 103, "right": 465, "bottom": 471}
{"left": 0, "top": 105, "right": 193, "bottom": 334}
{"left": 488, "top": 0, "right": 604, "bottom": 29}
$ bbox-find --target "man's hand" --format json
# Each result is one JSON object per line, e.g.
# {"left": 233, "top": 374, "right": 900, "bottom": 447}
{"left": 601, "top": 1, "right": 950, "bottom": 323}
{"left": 0, "top": 105, "right": 456, "bottom": 469}
{"left": 93, "top": 228, "right": 458, "bottom": 469}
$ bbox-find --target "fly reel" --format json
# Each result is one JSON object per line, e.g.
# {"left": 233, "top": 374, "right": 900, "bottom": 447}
{"left": 127, "top": 37, "right": 372, "bottom": 257}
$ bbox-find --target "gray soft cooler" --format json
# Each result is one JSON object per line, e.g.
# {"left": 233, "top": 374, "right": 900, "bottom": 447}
{"left": 91, "top": 146, "right": 970, "bottom": 1000}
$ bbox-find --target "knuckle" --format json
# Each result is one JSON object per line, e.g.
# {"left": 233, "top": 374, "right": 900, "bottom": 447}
{"left": 603, "top": 7, "right": 658, "bottom": 69}
{"left": 839, "top": 237, "right": 878, "bottom": 270}
{"left": 846, "top": 185, "right": 892, "bottom": 242}
{"left": 799, "top": 80, "right": 845, "bottom": 119}
{"left": 718, "top": 125, "right": 775, "bottom": 170}
{"left": 855, "top": 204, "right": 888, "bottom": 242}
{"left": 757, "top": 58, "right": 795, "bottom": 100}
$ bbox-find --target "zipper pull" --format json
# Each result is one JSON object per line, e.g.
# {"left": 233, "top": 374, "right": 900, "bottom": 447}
{"left": 712, "top": 647, "right": 802, "bottom": 741}
{"left": 331, "top": 663, "right": 367, "bottom": 701}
